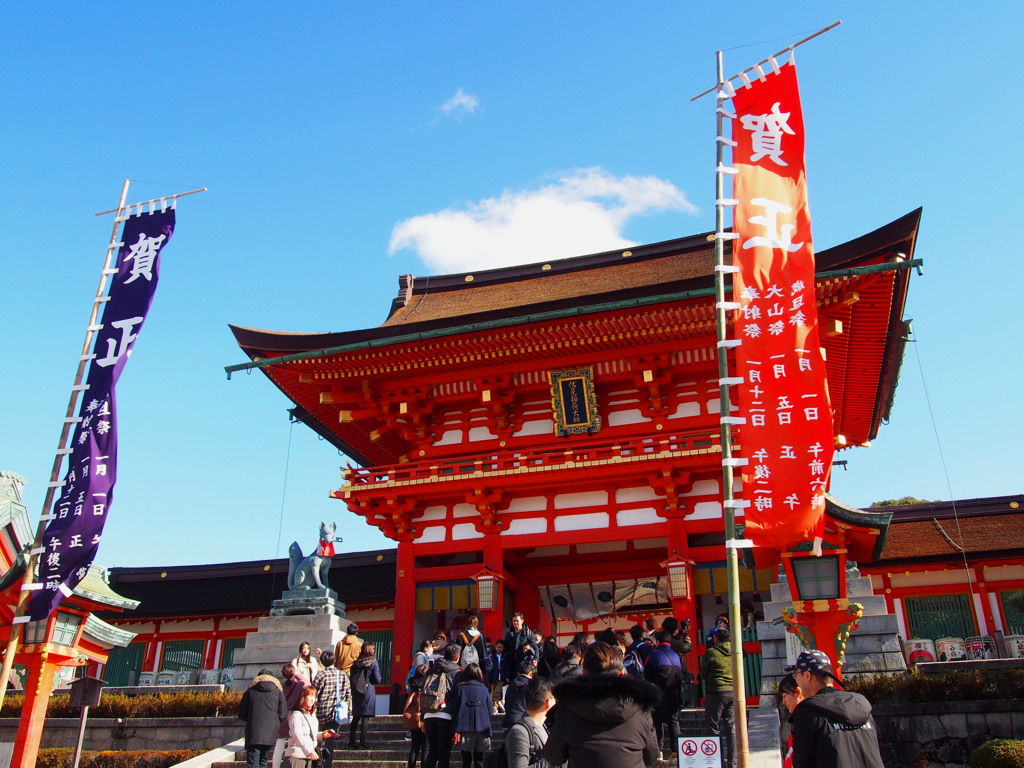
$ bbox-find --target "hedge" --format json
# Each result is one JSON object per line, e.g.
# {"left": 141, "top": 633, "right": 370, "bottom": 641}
{"left": 845, "top": 668, "right": 1024, "bottom": 704}
{"left": 36, "top": 749, "right": 202, "bottom": 768}
{"left": 969, "top": 739, "right": 1024, "bottom": 768}
{"left": 0, "top": 691, "right": 243, "bottom": 718}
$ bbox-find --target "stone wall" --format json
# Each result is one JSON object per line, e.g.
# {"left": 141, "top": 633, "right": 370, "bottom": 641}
{"left": 0, "top": 717, "right": 242, "bottom": 752}
{"left": 872, "top": 700, "right": 1024, "bottom": 768}
{"left": 757, "top": 571, "right": 907, "bottom": 696}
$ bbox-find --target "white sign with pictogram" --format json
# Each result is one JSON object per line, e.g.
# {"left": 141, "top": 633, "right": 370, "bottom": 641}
{"left": 678, "top": 736, "right": 721, "bottom": 768}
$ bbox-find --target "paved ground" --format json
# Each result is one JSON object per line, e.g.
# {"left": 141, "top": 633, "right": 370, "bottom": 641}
{"left": 745, "top": 704, "right": 784, "bottom": 768}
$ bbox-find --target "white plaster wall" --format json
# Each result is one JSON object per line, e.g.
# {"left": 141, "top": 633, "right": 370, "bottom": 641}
{"left": 608, "top": 409, "right": 649, "bottom": 426}
{"left": 415, "top": 506, "right": 447, "bottom": 522}
{"left": 468, "top": 426, "right": 496, "bottom": 442}
{"left": 504, "top": 496, "right": 547, "bottom": 513}
{"left": 616, "top": 486, "right": 663, "bottom": 503}
{"left": 514, "top": 420, "right": 553, "bottom": 437}
{"left": 680, "top": 479, "right": 719, "bottom": 497}
{"left": 554, "top": 512, "right": 609, "bottom": 531}
{"left": 160, "top": 619, "right": 215, "bottom": 633}
{"left": 689, "top": 500, "right": 723, "bottom": 520}
{"left": 554, "top": 490, "right": 607, "bottom": 509}
{"left": 451, "top": 523, "right": 484, "bottom": 540}
{"left": 452, "top": 503, "right": 476, "bottom": 519}
{"left": 503, "top": 518, "right": 548, "bottom": 536}
{"left": 669, "top": 401, "right": 701, "bottom": 418}
{"left": 616, "top": 507, "right": 665, "bottom": 526}
{"left": 890, "top": 570, "right": 972, "bottom": 589}
{"left": 220, "top": 617, "right": 258, "bottom": 631}
{"left": 984, "top": 564, "right": 1024, "bottom": 583}
{"left": 416, "top": 526, "right": 446, "bottom": 543}
{"left": 434, "top": 430, "right": 463, "bottom": 446}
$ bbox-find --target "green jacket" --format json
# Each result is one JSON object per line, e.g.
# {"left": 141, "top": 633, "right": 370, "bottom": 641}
{"left": 700, "top": 641, "right": 732, "bottom": 692}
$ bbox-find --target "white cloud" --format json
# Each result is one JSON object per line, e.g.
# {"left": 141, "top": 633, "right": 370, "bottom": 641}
{"left": 388, "top": 168, "right": 697, "bottom": 273}
{"left": 440, "top": 87, "right": 480, "bottom": 119}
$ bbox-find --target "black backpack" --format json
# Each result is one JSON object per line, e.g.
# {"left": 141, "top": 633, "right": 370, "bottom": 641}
{"left": 485, "top": 719, "right": 541, "bottom": 768}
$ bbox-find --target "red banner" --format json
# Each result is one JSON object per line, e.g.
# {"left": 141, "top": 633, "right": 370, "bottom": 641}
{"left": 730, "top": 61, "right": 833, "bottom": 551}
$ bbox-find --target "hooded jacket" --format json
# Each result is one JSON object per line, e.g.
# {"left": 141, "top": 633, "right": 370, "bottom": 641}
{"left": 543, "top": 673, "right": 660, "bottom": 768}
{"left": 700, "top": 641, "right": 732, "bottom": 692}
{"left": 238, "top": 674, "right": 288, "bottom": 747}
{"left": 790, "top": 687, "right": 884, "bottom": 768}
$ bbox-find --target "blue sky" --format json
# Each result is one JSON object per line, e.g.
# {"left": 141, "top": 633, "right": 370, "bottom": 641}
{"left": 3, "top": 3, "right": 1021, "bottom": 568}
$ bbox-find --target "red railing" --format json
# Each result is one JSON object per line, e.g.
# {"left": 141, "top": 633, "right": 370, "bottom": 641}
{"left": 342, "top": 429, "right": 722, "bottom": 488}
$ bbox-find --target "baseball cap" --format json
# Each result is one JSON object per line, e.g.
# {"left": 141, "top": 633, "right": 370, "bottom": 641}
{"left": 784, "top": 649, "right": 834, "bottom": 675}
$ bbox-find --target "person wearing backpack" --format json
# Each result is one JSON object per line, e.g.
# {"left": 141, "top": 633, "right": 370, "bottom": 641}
{"left": 457, "top": 614, "right": 489, "bottom": 673}
{"left": 422, "top": 643, "right": 464, "bottom": 768}
{"left": 627, "top": 625, "right": 653, "bottom": 666}
{"left": 644, "top": 629, "right": 685, "bottom": 760}
{"left": 348, "top": 641, "right": 382, "bottom": 750}
{"left": 405, "top": 664, "right": 430, "bottom": 768}
{"left": 504, "top": 676, "right": 557, "bottom": 768}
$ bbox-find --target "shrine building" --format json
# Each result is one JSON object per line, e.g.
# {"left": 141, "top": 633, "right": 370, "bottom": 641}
{"left": 222, "top": 209, "right": 923, "bottom": 684}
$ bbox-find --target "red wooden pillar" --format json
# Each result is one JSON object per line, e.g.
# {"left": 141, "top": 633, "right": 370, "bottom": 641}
{"left": 11, "top": 648, "right": 59, "bottom": 768}
{"left": 391, "top": 539, "right": 417, "bottom": 685}
{"left": 481, "top": 533, "right": 505, "bottom": 646}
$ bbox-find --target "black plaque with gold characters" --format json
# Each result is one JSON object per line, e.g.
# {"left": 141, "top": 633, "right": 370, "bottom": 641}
{"left": 549, "top": 367, "right": 601, "bottom": 437}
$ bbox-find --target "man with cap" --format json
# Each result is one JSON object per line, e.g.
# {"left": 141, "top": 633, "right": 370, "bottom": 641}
{"left": 786, "top": 649, "right": 884, "bottom": 768}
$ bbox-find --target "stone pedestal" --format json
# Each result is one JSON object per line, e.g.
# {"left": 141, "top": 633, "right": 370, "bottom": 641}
{"left": 756, "top": 572, "right": 907, "bottom": 703}
{"left": 271, "top": 587, "right": 347, "bottom": 617}
{"left": 231, "top": 612, "right": 355, "bottom": 691}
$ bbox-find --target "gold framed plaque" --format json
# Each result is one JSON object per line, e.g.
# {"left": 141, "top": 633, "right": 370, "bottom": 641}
{"left": 549, "top": 367, "right": 601, "bottom": 437}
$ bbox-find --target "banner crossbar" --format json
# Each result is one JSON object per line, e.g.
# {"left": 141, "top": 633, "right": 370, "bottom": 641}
{"left": 691, "top": 21, "right": 842, "bottom": 101}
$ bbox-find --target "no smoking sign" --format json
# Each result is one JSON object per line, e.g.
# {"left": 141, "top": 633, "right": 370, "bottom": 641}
{"left": 678, "top": 736, "right": 721, "bottom": 768}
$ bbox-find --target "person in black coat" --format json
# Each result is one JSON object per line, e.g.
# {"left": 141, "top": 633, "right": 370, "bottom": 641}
{"left": 543, "top": 641, "right": 660, "bottom": 768}
{"left": 788, "top": 650, "right": 884, "bottom": 768}
{"left": 453, "top": 663, "right": 492, "bottom": 768}
{"left": 502, "top": 659, "right": 535, "bottom": 728}
{"left": 348, "top": 641, "right": 383, "bottom": 749}
{"left": 238, "top": 668, "right": 289, "bottom": 768}
{"left": 503, "top": 613, "right": 539, "bottom": 674}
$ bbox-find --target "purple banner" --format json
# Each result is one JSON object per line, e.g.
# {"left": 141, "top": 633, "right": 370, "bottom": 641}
{"left": 27, "top": 209, "right": 174, "bottom": 621}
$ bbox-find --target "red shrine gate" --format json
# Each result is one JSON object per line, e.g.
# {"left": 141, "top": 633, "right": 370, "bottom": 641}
{"left": 231, "top": 212, "right": 920, "bottom": 683}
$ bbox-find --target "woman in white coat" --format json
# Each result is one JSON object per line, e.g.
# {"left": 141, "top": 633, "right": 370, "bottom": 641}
{"left": 285, "top": 686, "right": 334, "bottom": 768}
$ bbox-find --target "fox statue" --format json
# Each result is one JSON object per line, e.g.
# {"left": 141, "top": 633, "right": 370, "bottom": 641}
{"left": 287, "top": 521, "right": 339, "bottom": 591}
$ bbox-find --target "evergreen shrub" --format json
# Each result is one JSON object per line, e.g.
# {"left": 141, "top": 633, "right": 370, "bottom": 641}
{"left": 968, "top": 739, "right": 1024, "bottom": 768}
{"left": 36, "top": 749, "right": 201, "bottom": 768}
{"left": 846, "top": 668, "right": 1024, "bottom": 703}
{"left": 0, "top": 691, "right": 242, "bottom": 718}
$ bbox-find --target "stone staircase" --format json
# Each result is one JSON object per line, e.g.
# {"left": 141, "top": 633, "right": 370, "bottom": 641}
{"left": 210, "top": 710, "right": 707, "bottom": 768}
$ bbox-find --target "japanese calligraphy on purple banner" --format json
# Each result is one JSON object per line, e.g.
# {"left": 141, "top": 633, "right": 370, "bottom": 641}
{"left": 730, "top": 61, "right": 834, "bottom": 553}
{"left": 26, "top": 210, "right": 174, "bottom": 621}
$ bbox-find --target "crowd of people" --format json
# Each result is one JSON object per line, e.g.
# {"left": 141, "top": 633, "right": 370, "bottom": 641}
{"left": 238, "top": 613, "right": 885, "bottom": 768}
{"left": 237, "top": 624, "right": 376, "bottom": 768}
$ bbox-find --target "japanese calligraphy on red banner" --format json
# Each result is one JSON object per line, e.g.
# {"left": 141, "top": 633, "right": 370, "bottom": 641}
{"left": 730, "top": 61, "right": 833, "bottom": 551}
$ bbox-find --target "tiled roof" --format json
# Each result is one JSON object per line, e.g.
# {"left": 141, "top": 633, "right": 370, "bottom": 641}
{"left": 876, "top": 496, "right": 1024, "bottom": 562}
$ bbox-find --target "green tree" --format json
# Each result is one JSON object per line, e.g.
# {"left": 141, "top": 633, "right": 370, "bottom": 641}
{"left": 869, "top": 496, "right": 938, "bottom": 507}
